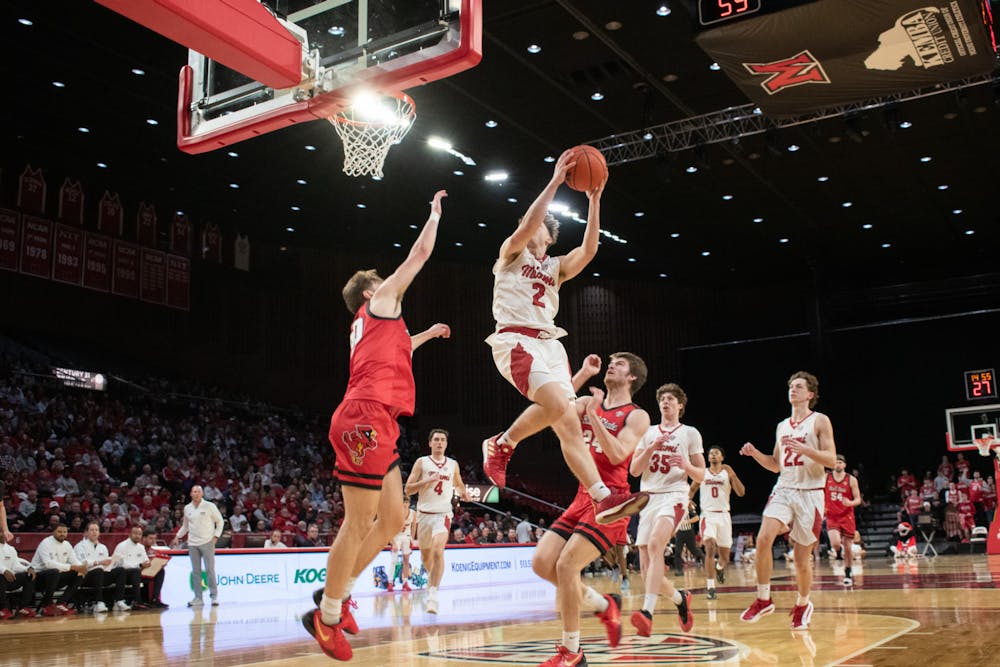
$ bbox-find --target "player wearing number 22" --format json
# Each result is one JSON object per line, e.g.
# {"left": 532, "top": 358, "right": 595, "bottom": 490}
{"left": 303, "top": 191, "right": 452, "bottom": 662}
{"left": 739, "top": 371, "right": 838, "bottom": 630}
{"left": 404, "top": 428, "right": 470, "bottom": 614}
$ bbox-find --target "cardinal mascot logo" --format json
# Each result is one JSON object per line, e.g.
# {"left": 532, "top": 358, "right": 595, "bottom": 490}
{"left": 343, "top": 425, "right": 378, "bottom": 465}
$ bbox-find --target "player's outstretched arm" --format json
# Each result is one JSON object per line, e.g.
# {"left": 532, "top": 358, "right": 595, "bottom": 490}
{"left": 411, "top": 323, "right": 451, "bottom": 351}
{"left": 724, "top": 463, "right": 747, "bottom": 497}
{"left": 740, "top": 442, "right": 780, "bottom": 473}
{"left": 498, "top": 150, "right": 574, "bottom": 265}
{"left": 559, "top": 177, "right": 605, "bottom": 282}
{"left": 571, "top": 354, "right": 602, "bottom": 392}
{"left": 370, "top": 190, "right": 446, "bottom": 317}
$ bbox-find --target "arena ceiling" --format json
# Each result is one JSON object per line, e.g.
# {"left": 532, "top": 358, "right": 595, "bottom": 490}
{"left": 3, "top": 1, "right": 999, "bottom": 289}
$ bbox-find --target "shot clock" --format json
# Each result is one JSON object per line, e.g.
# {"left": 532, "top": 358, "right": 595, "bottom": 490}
{"left": 965, "top": 369, "right": 997, "bottom": 401}
{"left": 698, "top": 0, "right": 762, "bottom": 26}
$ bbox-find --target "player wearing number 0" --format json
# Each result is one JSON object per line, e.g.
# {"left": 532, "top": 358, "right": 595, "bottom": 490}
{"left": 481, "top": 150, "right": 648, "bottom": 527}
{"left": 689, "top": 446, "right": 745, "bottom": 599}
{"left": 629, "top": 383, "right": 705, "bottom": 637}
{"left": 532, "top": 352, "right": 651, "bottom": 667}
{"left": 739, "top": 371, "right": 837, "bottom": 630}
{"left": 303, "top": 190, "right": 452, "bottom": 662}
{"left": 825, "top": 454, "right": 862, "bottom": 586}
{"left": 404, "top": 429, "right": 469, "bottom": 614}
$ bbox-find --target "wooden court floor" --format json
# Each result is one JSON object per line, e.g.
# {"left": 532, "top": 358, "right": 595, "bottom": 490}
{"left": 1, "top": 554, "right": 997, "bottom": 666}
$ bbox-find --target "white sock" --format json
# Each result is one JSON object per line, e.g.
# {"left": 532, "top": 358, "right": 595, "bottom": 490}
{"left": 344, "top": 577, "right": 357, "bottom": 599}
{"left": 796, "top": 594, "right": 809, "bottom": 606}
{"left": 671, "top": 590, "right": 683, "bottom": 605}
{"left": 757, "top": 584, "right": 770, "bottom": 600}
{"left": 588, "top": 481, "right": 611, "bottom": 502}
{"left": 643, "top": 593, "right": 658, "bottom": 612}
{"left": 716, "top": 563, "right": 725, "bottom": 571}
{"left": 582, "top": 586, "right": 607, "bottom": 612}
{"left": 498, "top": 432, "right": 518, "bottom": 448}
{"left": 428, "top": 585, "right": 439, "bottom": 597}
{"left": 320, "top": 593, "right": 342, "bottom": 626}
{"left": 562, "top": 631, "right": 580, "bottom": 654}
{"left": 706, "top": 579, "right": 716, "bottom": 589}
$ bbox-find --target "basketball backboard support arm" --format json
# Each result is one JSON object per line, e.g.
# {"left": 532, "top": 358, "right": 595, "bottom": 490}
{"left": 94, "top": 0, "right": 304, "bottom": 89}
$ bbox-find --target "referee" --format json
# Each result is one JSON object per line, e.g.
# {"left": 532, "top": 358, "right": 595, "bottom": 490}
{"left": 170, "top": 485, "right": 224, "bottom": 606}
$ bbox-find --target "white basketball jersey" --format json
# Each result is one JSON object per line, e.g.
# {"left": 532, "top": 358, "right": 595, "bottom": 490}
{"left": 700, "top": 467, "right": 731, "bottom": 512}
{"left": 636, "top": 423, "right": 704, "bottom": 493}
{"left": 416, "top": 455, "right": 457, "bottom": 514}
{"left": 775, "top": 412, "right": 827, "bottom": 489}
{"left": 491, "top": 249, "right": 565, "bottom": 335}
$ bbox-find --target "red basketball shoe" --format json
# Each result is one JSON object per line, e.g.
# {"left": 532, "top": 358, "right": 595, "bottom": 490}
{"left": 676, "top": 589, "right": 694, "bottom": 632}
{"left": 482, "top": 433, "right": 514, "bottom": 488}
{"left": 790, "top": 600, "right": 813, "bottom": 630}
{"left": 630, "top": 609, "right": 653, "bottom": 637}
{"left": 740, "top": 598, "right": 775, "bottom": 623}
{"left": 302, "top": 609, "right": 352, "bottom": 661}
{"left": 539, "top": 644, "right": 588, "bottom": 667}
{"left": 594, "top": 491, "right": 649, "bottom": 525}
{"left": 312, "top": 589, "right": 359, "bottom": 635}
{"left": 594, "top": 594, "right": 621, "bottom": 647}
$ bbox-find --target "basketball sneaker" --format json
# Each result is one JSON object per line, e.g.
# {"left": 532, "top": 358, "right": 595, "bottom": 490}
{"left": 630, "top": 609, "right": 653, "bottom": 637}
{"left": 676, "top": 589, "right": 694, "bottom": 632}
{"left": 706, "top": 588, "right": 718, "bottom": 600}
{"left": 312, "top": 589, "right": 359, "bottom": 634}
{"left": 386, "top": 581, "right": 394, "bottom": 592}
{"left": 482, "top": 433, "right": 513, "bottom": 488}
{"left": 539, "top": 644, "right": 587, "bottom": 667}
{"left": 843, "top": 567, "right": 853, "bottom": 586}
{"left": 54, "top": 604, "right": 76, "bottom": 616}
{"left": 790, "top": 600, "right": 813, "bottom": 630}
{"left": 594, "top": 593, "right": 621, "bottom": 647}
{"left": 427, "top": 597, "right": 438, "bottom": 614}
{"left": 0, "top": 609, "right": 13, "bottom": 620}
{"left": 402, "top": 581, "right": 411, "bottom": 592}
{"left": 740, "top": 598, "right": 775, "bottom": 623}
{"left": 715, "top": 566, "right": 726, "bottom": 584}
{"left": 594, "top": 491, "right": 649, "bottom": 525}
{"left": 17, "top": 607, "right": 37, "bottom": 618}
{"left": 303, "top": 609, "right": 352, "bottom": 661}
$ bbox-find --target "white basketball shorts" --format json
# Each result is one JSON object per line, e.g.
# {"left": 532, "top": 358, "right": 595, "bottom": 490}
{"left": 486, "top": 331, "right": 574, "bottom": 402}
{"left": 636, "top": 491, "right": 689, "bottom": 546}
{"left": 763, "top": 486, "right": 825, "bottom": 547}
{"left": 699, "top": 511, "right": 733, "bottom": 548}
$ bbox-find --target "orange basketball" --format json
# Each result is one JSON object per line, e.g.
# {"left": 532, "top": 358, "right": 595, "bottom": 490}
{"left": 565, "top": 145, "right": 608, "bottom": 192}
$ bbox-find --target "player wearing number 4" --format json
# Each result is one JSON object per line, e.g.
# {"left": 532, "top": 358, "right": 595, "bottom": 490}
{"left": 481, "top": 150, "right": 647, "bottom": 527}
{"left": 739, "top": 371, "right": 837, "bottom": 631}
{"left": 689, "top": 446, "right": 746, "bottom": 599}
{"left": 303, "top": 191, "right": 452, "bottom": 662}
{"left": 404, "top": 429, "right": 469, "bottom": 614}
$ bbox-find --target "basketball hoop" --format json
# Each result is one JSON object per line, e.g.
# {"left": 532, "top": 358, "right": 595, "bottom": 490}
{"left": 975, "top": 437, "right": 998, "bottom": 457}
{"left": 328, "top": 92, "right": 416, "bottom": 178}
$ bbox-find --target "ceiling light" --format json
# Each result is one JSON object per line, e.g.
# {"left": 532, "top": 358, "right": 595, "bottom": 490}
{"left": 290, "top": 206, "right": 301, "bottom": 211}
{"left": 787, "top": 144, "right": 800, "bottom": 152}
{"left": 591, "top": 92, "right": 605, "bottom": 101}
{"left": 605, "top": 21, "right": 622, "bottom": 30}
{"left": 485, "top": 171, "right": 509, "bottom": 182}
{"left": 78, "top": 127, "right": 90, "bottom": 133}
{"left": 670, "top": 233, "right": 680, "bottom": 238}
{"left": 18, "top": 18, "right": 33, "bottom": 26}
{"left": 296, "top": 179, "right": 307, "bottom": 185}
{"left": 881, "top": 243, "right": 891, "bottom": 248}
{"left": 628, "top": 257, "right": 637, "bottom": 263}
{"left": 662, "top": 73, "right": 679, "bottom": 82}
{"left": 427, "top": 136, "right": 453, "bottom": 151}
{"left": 229, "top": 183, "right": 239, "bottom": 188}
{"left": 686, "top": 166, "right": 698, "bottom": 173}
{"left": 544, "top": 156, "right": 556, "bottom": 163}
{"left": 409, "top": 224, "right": 418, "bottom": 230}
{"left": 453, "top": 170, "right": 464, "bottom": 176}
{"left": 709, "top": 62, "right": 721, "bottom": 71}
{"left": 659, "top": 273, "right": 668, "bottom": 278}
{"left": 701, "top": 251, "right": 711, "bottom": 256}
{"left": 862, "top": 223, "right": 873, "bottom": 229}
{"left": 455, "top": 242, "right": 464, "bottom": 247}
{"left": 656, "top": 5, "right": 671, "bottom": 16}
{"left": 964, "top": 229, "right": 975, "bottom": 235}
{"left": 817, "top": 176, "right": 829, "bottom": 182}
{"left": 146, "top": 119, "right": 158, "bottom": 125}
{"left": 548, "top": 203, "right": 568, "bottom": 214}
{"left": 919, "top": 156, "right": 932, "bottom": 162}
{"left": 507, "top": 198, "right": 518, "bottom": 203}
{"left": 643, "top": 132, "right": 653, "bottom": 141}
{"left": 572, "top": 31, "right": 589, "bottom": 40}
{"left": 952, "top": 209, "right": 963, "bottom": 214}
{"left": 752, "top": 107, "right": 762, "bottom": 115}
{"left": 753, "top": 217, "right": 763, "bottom": 223}
{"left": 285, "top": 226, "right": 295, "bottom": 232}
{"left": 304, "top": 145, "right": 317, "bottom": 151}
{"left": 131, "top": 68, "right": 145, "bottom": 75}
{"left": 357, "top": 203, "right": 366, "bottom": 209}
{"left": 592, "top": 272, "right": 600, "bottom": 277}
{"left": 327, "top": 25, "right": 345, "bottom": 36}
{"left": 175, "top": 211, "right": 184, "bottom": 216}
{"left": 393, "top": 242, "right": 402, "bottom": 248}
{"left": 779, "top": 238, "right": 789, "bottom": 243}
{"left": 477, "top": 222, "right": 487, "bottom": 228}
{"left": 634, "top": 212, "right": 645, "bottom": 218}
{"left": 52, "top": 81, "right": 66, "bottom": 88}
{"left": 372, "top": 175, "right": 383, "bottom": 181}
{"left": 226, "top": 151, "right": 238, "bottom": 157}
{"left": 96, "top": 162, "right": 107, "bottom": 169}
{"left": 899, "top": 121, "right": 913, "bottom": 129}
{"left": 484, "top": 120, "right": 498, "bottom": 128}
{"left": 722, "top": 194, "right": 733, "bottom": 201}
{"left": 842, "top": 201, "right": 853, "bottom": 208}
{"left": 527, "top": 44, "right": 541, "bottom": 54}
{"left": 937, "top": 184, "right": 948, "bottom": 190}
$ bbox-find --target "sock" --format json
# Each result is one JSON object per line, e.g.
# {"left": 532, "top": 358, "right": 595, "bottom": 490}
{"left": 716, "top": 562, "right": 725, "bottom": 571}
{"left": 796, "top": 594, "right": 810, "bottom": 606}
{"left": 643, "top": 593, "right": 658, "bottom": 613}
{"left": 757, "top": 584, "right": 771, "bottom": 600}
{"left": 562, "top": 630, "right": 581, "bottom": 654}
{"left": 320, "top": 593, "right": 342, "bottom": 626}
{"left": 588, "top": 481, "right": 611, "bottom": 502}
{"left": 582, "top": 586, "right": 607, "bottom": 612}
{"left": 428, "top": 586, "right": 439, "bottom": 599}
{"left": 671, "top": 590, "right": 683, "bottom": 605}
{"left": 498, "top": 432, "right": 518, "bottom": 448}
{"left": 343, "top": 577, "right": 357, "bottom": 599}
{"left": 706, "top": 579, "right": 716, "bottom": 589}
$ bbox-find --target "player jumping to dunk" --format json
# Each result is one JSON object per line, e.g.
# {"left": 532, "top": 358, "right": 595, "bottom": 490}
{"left": 481, "top": 149, "right": 647, "bottom": 526}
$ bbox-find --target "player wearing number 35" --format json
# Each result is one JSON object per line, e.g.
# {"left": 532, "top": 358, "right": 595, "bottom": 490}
{"left": 404, "top": 428, "right": 470, "bottom": 614}
{"left": 302, "top": 190, "right": 452, "bottom": 661}
{"left": 739, "top": 371, "right": 838, "bottom": 630}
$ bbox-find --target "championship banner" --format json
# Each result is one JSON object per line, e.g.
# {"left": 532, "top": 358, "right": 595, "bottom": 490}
{"left": 136, "top": 202, "right": 157, "bottom": 247}
{"left": 0, "top": 209, "right": 19, "bottom": 272}
{"left": 98, "top": 191, "right": 124, "bottom": 237}
{"left": 112, "top": 240, "right": 139, "bottom": 298}
{"left": 58, "top": 178, "right": 84, "bottom": 225}
{"left": 139, "top": 248, "right": 167, "bottom": 304}
{"left": 17, "top": 165, "right": 46, "bottom": 214}
{"left": 19, "top": 215, "right": 53, "bottom": 279}
{"left": 696, "top": 0, "right": 998, "bottom": 115}
{"left": 52, "top": 224, "right": 84, "bottom": 285}
{"left": 166, "top": 254, "right": 191, "bottom": 311}
{"left": 83, "top": 233, "right": 112, "bottom": 292}
{"left": 170, "top": 212, "right": 190, "bottom": 255}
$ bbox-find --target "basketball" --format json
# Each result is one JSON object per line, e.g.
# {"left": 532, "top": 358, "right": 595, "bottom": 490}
{"left": 565, "top": 145, "right": 608, "bottom": 192}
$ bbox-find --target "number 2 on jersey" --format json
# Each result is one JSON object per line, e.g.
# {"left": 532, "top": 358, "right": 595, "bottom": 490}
{"left": 531, "top": 282, "right": 546, "bottom": 308}
{"left": 782, "top": 447, "right": 804, "bottom": 467}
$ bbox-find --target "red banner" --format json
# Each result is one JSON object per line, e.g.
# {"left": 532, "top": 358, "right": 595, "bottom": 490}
{"left": 170, "top": 213, "right": 190, "bottom": 255}
{"left": 58, "top": 178, "right": 85, "bottom": 225}
{"left": 136, "top": 202, "right": 157, "bottom": 248}
{"left": 140, "top": 248, "right": 167, "bottom": 304}
{"left": 83, "top": 233, "right": 112, "bottom": 292}
{"left": 166, "top": 254, "right": 190, "bottom": 311}
{"left": 112, "top": 240, "right": 139, "bottom": 298}
{"left": 52, "top": 224, "right": 84, "bottom": 285}
{"left": 98, "top": 191, "right": 124, "bottom": 237}
{"left": 0, "top": 209, "right": 19, "bottom": 272}
{"left": 18, "top": 165, "right": 47, "bottom": 214}
{"left": 19, "top": 215, "right": 53, "bottom": 279}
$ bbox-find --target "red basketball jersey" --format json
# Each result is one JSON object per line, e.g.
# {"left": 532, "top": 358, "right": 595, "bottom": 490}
{"left": 581, "top": 402, "right": 640, "bottom": 490}
{"left": 825, "top": 472, "right": 855, "bottom": 522}
{"left": 342, "top": 303, "right": 415, "bottom": 415}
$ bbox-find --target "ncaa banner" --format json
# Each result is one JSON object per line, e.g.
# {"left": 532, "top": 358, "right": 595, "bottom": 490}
{"left": 696, "top": 0, "right": 997, "bottom": 115}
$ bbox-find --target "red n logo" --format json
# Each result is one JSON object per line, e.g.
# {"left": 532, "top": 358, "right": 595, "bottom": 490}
{"left": 743, "top": 50, "right": 831, "bottom": 95}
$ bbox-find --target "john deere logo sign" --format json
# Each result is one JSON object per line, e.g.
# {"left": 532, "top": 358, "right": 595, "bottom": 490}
{"left": 189, "top": 571, "right": 210, "bottom": 593}
{"left": 294, "top": 568, "right": 326, "bottom": 584}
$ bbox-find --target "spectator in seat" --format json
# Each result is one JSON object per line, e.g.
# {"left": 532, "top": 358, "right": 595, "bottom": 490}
{"left": 140, "top": 529, "right": 168, "bottom": 608}
{"left": 937, "top": 455, "right": 953, "bottom": 483}
{"left": 73, "top": 521, "right": 114, "bottom": 612}
{"left": 229, "top": 506, "right": 250, "bottom": 533}
{"left": 505, "top": 528, "right": 518, "bottom": 543}
{"left": 904, "top": 489, "right": 923, "bottom": 527}
{"left": 0, "top": 531, "right": 37, "bottom": 618}
{"left": 30, "top": 524, "right": 88, "bottom": 615}
{"left": 294, "top": 523, "right": 325, "bottom": 547}
{"left": 264, "top": 529, "right": 287, "bottom": 549}
{"left": 968, "top": 471, "right": 988, "bottom": 527}
{"left": 449, "top": 528, "right": 465, "bottom": 545}
{"left": 955, "top": 452, "right": 970, "bottom": 482}
{"left": 896, "top": 469, "right": 917, "bottom": 501}
{"left": 109, "top": 525, "right": 150, "bottom": 610}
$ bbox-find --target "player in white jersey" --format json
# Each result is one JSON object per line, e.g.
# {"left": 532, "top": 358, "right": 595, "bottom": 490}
{"left": 689, "top": 446, "right": 745, "bottom": 599}
{"left": 481, "top": 150, "right": 647, "bottom": 528}
{"left": 739, "top": 371, "right": 837, "bottom": 630}
{"left": 387, "top": 499, "right": 416, "bottom": 592}
{"left": 404, "top": 428, "right": 469, "bottom": 614}
{"left": 628, "top": 383, "right": 705, "bottom": 636}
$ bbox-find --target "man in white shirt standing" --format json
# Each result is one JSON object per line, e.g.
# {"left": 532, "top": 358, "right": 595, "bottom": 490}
{"left": 30, "top": 524, "right": 88, "bottom": 615}
{"left": 110, "top": 525, "right": 150, "bottom": 610}
{"left": 171, "top": 485, "right": 224, "bottom": 607}
{"left": 74, "top": 521, "right": 114, "bottom": 612}
{"left": 1, "top": 530, "right": 37, "bottom": 618}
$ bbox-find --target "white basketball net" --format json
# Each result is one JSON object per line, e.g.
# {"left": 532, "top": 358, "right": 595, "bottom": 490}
{"left": 329, "top": 93, "right": 415, "bottom": 178}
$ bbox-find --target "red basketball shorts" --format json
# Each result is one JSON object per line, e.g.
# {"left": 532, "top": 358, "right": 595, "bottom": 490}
{"left": 826, "top": 512, "right": 856, "bottom": 537}
{"left": 329, "top": 399, "right": 400, "bottom": 490}
{"left": 550, "top": 488, "right": 629, "bottom": 555}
